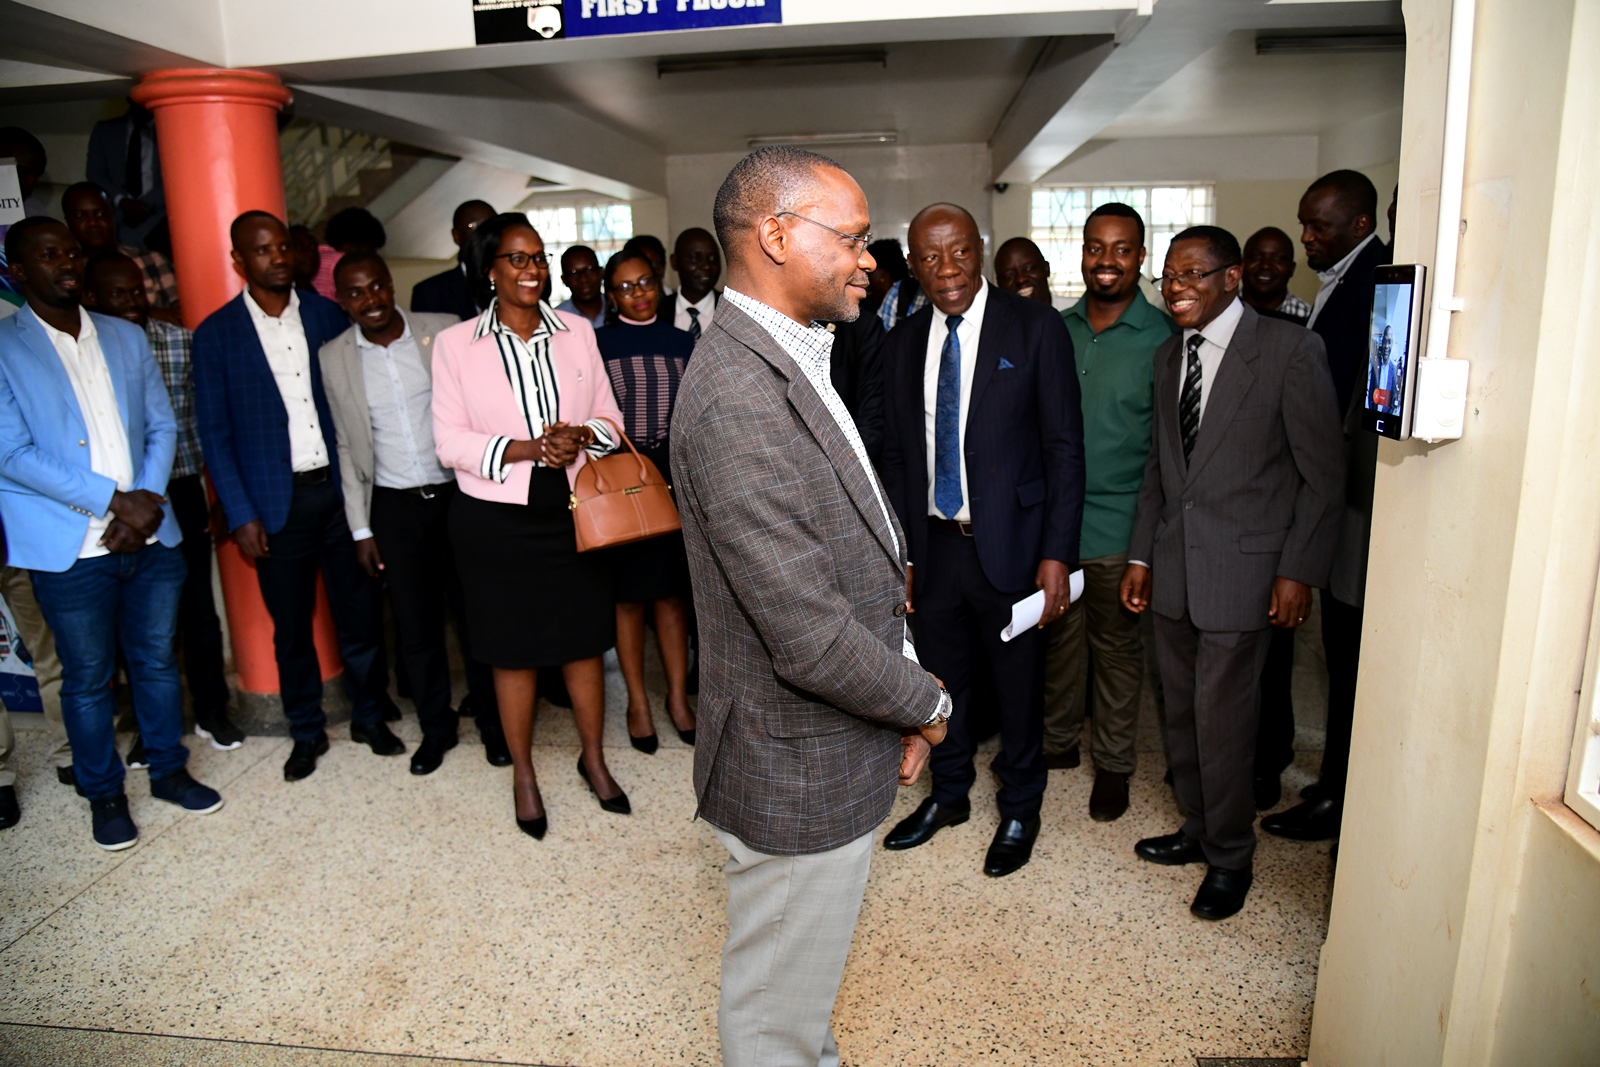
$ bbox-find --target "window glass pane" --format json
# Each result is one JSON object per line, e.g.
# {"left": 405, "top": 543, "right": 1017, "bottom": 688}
{"left": 523, "top": 199, "right": 634, "bottom": 305}
{"left": 1029, "top": 183, "right": 1216, "bottom": 301}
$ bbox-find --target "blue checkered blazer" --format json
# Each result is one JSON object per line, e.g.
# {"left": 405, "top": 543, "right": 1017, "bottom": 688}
{"left": 192, "top": 289, "right": 350, "bottom": 534}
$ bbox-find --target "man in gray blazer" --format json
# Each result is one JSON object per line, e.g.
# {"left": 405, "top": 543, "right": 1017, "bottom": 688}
{"left": 671, "top": 146, "right": 949, "bottom": 1067}
{"left": 1119, "top": 225, "right": 1343, "bottom": 921}
{"left": 320, "top": 252, "right": 500, "bottom": 776}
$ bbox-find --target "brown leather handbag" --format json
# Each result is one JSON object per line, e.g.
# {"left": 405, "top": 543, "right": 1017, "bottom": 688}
{"left": 568, "top": 428, "right": 681, "bottom": 552}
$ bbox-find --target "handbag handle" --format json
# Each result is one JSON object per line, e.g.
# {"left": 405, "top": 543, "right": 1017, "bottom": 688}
{"left": 583, "top": 419, "right": 652, "bottom": 493}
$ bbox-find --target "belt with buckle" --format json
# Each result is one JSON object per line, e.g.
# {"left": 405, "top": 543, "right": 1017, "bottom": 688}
{"left": 930, "top": 517, "right": 974, "bottom": 537}
{"left": 292, "top": 466, "right": 330, "bottom": 486}
{"left": 402, "top": 482, "right": 453, "bottom": 500}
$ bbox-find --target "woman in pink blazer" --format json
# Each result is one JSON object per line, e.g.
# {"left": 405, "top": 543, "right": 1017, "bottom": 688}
{"left": 433, "top": 213, "right": 629, "bottom": 840}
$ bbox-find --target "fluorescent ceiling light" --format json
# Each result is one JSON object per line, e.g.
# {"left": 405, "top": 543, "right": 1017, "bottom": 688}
{"left": 659, "top": 50, "right": 886, "bottom": 77}
{"left": 1256, "top": 31, "right": 1406, "bottom": 55}
{"left": 747, "top": 131, "right": 898, "bottom": 148}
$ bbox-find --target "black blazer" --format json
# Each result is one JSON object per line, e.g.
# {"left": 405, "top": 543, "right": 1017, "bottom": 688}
{"left": 880, "top": 283, "right": 1085, "bottom": 594}
{"left": 410, "top": 263, "right": 478, "bottom": 322}
{"left": 1313, "top": 236, "right": 1392, "bottom": 411}
{"left": 659, "top": 289, "right": 721, "bottom": 326}
{"left": 827, "top": 313, "right": 886, "bottom": 467}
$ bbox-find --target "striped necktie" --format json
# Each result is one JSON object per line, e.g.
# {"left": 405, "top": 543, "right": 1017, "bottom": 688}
{"left": 685, "top": 305, "right": 701, "bottom": 342}
{"left": 1180, "top": 334, "right": 1204, "bottom": 463}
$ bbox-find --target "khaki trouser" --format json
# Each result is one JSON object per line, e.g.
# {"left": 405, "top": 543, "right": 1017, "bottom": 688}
{"left": 1042, "top": 552, "right": 1145, "bottom": 775}
{"left": 1, "top": 566, "right": 72, "bottom": 769}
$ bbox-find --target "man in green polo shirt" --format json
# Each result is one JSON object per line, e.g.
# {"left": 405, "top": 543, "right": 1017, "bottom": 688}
{"left": 1044, "top": 203, "right": 1177, "bottom": 821}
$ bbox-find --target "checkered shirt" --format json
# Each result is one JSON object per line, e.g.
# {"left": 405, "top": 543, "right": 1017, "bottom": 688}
{"left": 145, "top": 318, "right": 204, "bottom": 479}
{"left": 1278, "top": 292, "right": 1312, "bottom": 322}
{"left": 123, "top": 246, "right": 180, "bottom": 310}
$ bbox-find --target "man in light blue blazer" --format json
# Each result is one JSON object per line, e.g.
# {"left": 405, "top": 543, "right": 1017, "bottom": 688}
{"left": 0, "top": 217, "right": 224, "bottom": 852}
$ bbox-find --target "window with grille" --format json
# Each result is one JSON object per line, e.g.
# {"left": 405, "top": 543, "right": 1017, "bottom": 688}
{"left": 1030, "top": 184, "right": 1216, "bottom": 301}
{"left": 522, "top": 198, "right": 634, "bottom": 305}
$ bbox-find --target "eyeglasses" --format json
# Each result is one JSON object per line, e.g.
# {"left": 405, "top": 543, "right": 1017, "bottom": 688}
{"left": 1158, "top": 263, "right": 1237, "bottom": 289}
{"left": 564, "top": 263, "right": 602, "bottom": 277}
{"left": 608, "top": 277, "right": 659, "bottom": 297}
{"left": 777, "top": 211, "right": 873, "bottom": 254}
{"left": 494, "top": 251, "right": 549, "bottom": 270}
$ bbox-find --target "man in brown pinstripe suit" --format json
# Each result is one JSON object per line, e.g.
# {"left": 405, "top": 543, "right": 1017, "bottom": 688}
{"left": 671, "top": 146, "right": 949, "bottom": 1067}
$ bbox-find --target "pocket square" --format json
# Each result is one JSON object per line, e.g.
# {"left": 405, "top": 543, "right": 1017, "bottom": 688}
{"left": 998, "top": 358, "right": 1016, "bottom": 370}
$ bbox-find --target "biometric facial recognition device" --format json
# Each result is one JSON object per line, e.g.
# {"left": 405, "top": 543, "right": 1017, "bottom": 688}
{"left": 1363, "top": 264, "right": 1428, "bottom": 440}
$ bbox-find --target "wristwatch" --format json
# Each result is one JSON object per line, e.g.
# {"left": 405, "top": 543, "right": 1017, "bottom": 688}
{"left": 926, "top": 685, "right": 953, "bottom": 726}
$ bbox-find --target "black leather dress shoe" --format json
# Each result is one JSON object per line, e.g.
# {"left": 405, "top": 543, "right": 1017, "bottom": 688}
{"left": 983, "top": 816, "right": 1041, "bottom": 877}
{"left": 284, "top": 732, "right": 330, "bottom": 781}
{"left": 1089, "top": 769, "right": 1130, "bottom": 822}
{"left": 479, "top": 722, "right": 513, "bottom": 767}
{"left": 410, "top": 734, "right": 458, "bottom": 775}
{"left": 1134, "top": 830, "right": 1206, "bottom": 866}
{"left": 1045, "top": 745, "right": 1081, "bottom": 770}
{"left": 0, "top": 785, "right": 19, "bottom": 829}
{"left": 1191, "top": 864, "right": 1253, "bottom": 920}
{"left": 1260, "top": 796, "right": 1343, "bottom": 840}
{"left": 1254, "top": 772, "right": 1283, "bottom": 810}
{"left": 381, "top": 698, "right": 403, "bottom": 723}
{"left": 351, "top": 721, "right": 406, "bottom": 757}
{"left": 883, "top": 797, "right": 970, "bottom": 850}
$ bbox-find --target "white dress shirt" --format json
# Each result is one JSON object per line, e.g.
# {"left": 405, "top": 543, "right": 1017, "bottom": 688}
{"left": 923, "top": 280, "right": 990, "bottom": 522}
{"left": 1307, "top": 232, "right": 1379, "bottom": 329}
{"left": 245, "top": 288, "right": 328, "bottom": 473}
{"left": 1178, "top": 293, "right": 1245, "bottom": 422}
{"left": 349, "top": 312, "right": 451, "bottom": 541}
{"left": 673, "top": 289, "right": 717, "bottom": 336}
{"left": 33, "top": 307, "right": 137, "bottom": 559}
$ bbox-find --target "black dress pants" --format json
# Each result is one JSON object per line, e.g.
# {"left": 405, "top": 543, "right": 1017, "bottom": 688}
{"left": 1255, "top": 626, "right": 1297, "bottom": 780}
{"left": 1154, "top": 609, "right": 1271, "bottom": 870}
{"left": 167, "top": 473, "right": 230, "bottom": 719}
{"left": 253, "top": 479, "right": 385, "bottom": 743}
{"left": 912, "top": 525, "right": 1047, "bottom": 821}
{"left": 1319, "top": 592, "right": 1363, "bottom": 801}
{"left": 370, "top": 483, "right": 495, "bottom": 739}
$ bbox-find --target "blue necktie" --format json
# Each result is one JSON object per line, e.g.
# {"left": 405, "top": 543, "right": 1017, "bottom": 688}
{"left": 934, "top": 314, "right": 964, "bottom": 519}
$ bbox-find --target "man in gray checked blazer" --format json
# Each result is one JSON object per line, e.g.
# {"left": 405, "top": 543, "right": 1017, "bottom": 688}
{"left": 319, "top": 252, "right": 499, "bottom": 776}
{"left": 1120, "top": 225, "right": 1344, "bottom": 922}
{"left": 671, "top": 147, "right": 949, "bottom": 1067}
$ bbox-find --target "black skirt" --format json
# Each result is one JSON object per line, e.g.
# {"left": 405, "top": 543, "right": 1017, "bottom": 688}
{"left": 608, "top": 437, "right": 692, "bottom": 603}
{"left": 449, "top": 466, "right": 616, "bottom": 669}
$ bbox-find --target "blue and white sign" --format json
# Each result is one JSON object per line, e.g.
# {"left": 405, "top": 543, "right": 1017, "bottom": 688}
{"left": 473, "top": 0, "right": 780, "bottom": 45}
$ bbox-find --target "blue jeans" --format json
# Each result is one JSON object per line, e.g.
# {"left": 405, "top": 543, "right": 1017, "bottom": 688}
{"left": 30, "top": 543, "right": 188, "bottom": 801}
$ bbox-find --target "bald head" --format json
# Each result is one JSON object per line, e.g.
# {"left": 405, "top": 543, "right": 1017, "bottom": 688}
{"left": 908, "top": 203, "right": 984, "bottom": 317}
{"left": 995, "top": 236, "right": 1052, "bottom": 304}
{"left": 712, "top": 145, "right": 849, "bottom": 264}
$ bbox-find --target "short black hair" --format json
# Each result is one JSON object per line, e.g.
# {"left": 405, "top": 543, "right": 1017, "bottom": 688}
{"left": 84, "top": 250, "right": 143, "bottom": 291}
{"left": 712, "top": 145, "right": 845, "bottom": 257}
{"left": 332, "top": 250, "right": 389, "bottom": 290}
{"left": 1306, "top": 169, "right": 1379, "bottom": 220}
{"left": 1086, "top": 202, "right": 1146, "bottom": 246}
{"left": 62, "top": 181, "right": 111, "bottom": 206}
{"left": 453, "top": 200, "right": 495, "bottom": 230}
{"left": 1244, "top": 226, "right": 1294, "bottom": 251}
{"left": 561, "top": 244, "right": 598, "bottom": 270}
{"left": 1170, "top": 225, "right": 1242, "bottom": 267}
{"left": 230, "top": 210, "right": 285, "bottom": 250}
{"left": 623, "top": 234, "right": 666, "bottom": 264}
{"left": 0, "top": 127, "right": 45, "bottom": 164}
{"left": 4, "top": 215, "right": 68, "bottom": 264}
{"left": 464, "top": 212, "right": 540, "bottom": 309}
{"left": 324, "top": 206, "right": 386, "bottom": 251}
{"left": 866, "top": 238, "right": 907, "bottom": 281}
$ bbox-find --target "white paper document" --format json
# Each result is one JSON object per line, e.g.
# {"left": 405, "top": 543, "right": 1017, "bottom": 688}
{"left": 1000, "top": 570, "right": 1086, "bottom": 642}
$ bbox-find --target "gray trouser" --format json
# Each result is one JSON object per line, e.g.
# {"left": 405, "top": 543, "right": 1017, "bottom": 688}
{"left": 1, "top": 567, "right": 72, "bottom": 769}
{"left": 1042, "top": 552, "right": 1145, "bottom": 774}
{"left": 716, "top": 827, "right": 874, "bottom": 1067}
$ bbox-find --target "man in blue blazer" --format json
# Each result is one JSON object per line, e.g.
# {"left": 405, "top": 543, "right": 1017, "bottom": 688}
{"left": 880, "top": 203, "right": 1085, "bottom": 877}
{"left": 192, "top": 211, "right": 401, "bottom": 781}
{"left": 0, "top": 217, "right": 224, "bottom": 851}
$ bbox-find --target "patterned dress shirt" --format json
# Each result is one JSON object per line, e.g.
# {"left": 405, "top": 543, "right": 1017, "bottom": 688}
{"left": 144, "top": 318, "right": 204, "bottom": 479}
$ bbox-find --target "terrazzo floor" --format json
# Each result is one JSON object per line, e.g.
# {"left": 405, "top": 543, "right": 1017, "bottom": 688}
{"left": 0, "top": 620, "right": 1332, "bottom": 1067}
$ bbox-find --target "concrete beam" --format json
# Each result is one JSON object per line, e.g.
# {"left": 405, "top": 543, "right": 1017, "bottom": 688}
{"left": 291, "top": 78, "right": 666, "bottom": 199}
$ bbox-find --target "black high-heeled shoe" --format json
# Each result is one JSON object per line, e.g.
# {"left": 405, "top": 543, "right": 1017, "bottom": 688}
{"left": 517, "top": 813, "right": 547, "bottom": 839}
{"left": 576, "top": 757, "right": 631, "bottom": 815}
{"left": 676, "top": 727, "right": 696, "bottom": 746}
{"left": 629, "top": 732, "right": 659, "bottom": 754}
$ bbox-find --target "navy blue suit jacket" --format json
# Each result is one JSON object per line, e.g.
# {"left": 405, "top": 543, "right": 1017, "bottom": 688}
{"left": 192, "top": 289, "right": 350, "bottom": 534}
{"left": 881, "top": 283, "right": 1085, "bottom": 594}
{"left": 410, "top": 263, "right": 478, "bottom": 322}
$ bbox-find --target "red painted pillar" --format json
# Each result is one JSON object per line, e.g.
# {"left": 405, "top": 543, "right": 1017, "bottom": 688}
{"left": 131, "top": 70, "right": 343, "bottom": 696}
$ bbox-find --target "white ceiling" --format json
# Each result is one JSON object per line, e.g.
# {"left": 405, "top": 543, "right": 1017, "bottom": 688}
{"left": 1100, "top": 28, "right": 1405, "bottom": 139}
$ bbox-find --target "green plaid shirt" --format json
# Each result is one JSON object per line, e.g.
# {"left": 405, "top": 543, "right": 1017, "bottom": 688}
{"left": 144, "top": 319, "right": 204, "bottom": 480}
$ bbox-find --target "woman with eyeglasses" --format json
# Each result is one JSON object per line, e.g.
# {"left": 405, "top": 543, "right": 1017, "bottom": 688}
{"left": 432, "top": 213, "right": 631, "bottom": 840}
{"left": 594, "top": 249, "right": 698, "bottom": 753}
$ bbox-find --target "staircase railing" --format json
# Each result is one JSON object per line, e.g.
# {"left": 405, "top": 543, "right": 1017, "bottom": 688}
{"left": 280, "top": 119, "right": 392, "bottom": 229}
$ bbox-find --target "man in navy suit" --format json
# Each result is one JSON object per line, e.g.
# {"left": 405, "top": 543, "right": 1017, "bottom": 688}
{"left": 409, "top": 200, "right": 494, "bottom": 321}
{"left": 0, "top": 218, "right": 224, "bottom": 851}
{"left": 193, "top": 212, "right": 402, "bottom": 781}
{"left": 880, "top": 203, "right": 1085, "bottom": 876}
